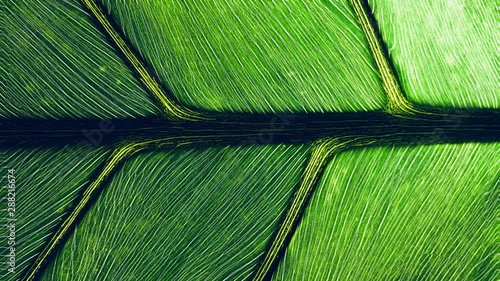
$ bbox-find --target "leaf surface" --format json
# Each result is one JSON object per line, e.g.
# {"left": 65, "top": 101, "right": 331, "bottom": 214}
{"left": 273, "top": 143, "right": 498, "bottom": 280}
{"left": 0, "top": 1, "right": 498, "bottom": 280}
{"left": 0, "top": 144, "right": 111, "bottom": 280}
{"left": 0, "top": 0, "right": 159, "bottom": 119}
{"left": 42, "top": 145, "right": 309, "bottom": 280}
{"left": 99, "top": 0, "right": 387, "bottom": 113}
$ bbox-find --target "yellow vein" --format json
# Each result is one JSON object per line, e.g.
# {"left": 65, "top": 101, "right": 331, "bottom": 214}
{"left": 252, "top": 136, "right": 378, "bottom": 281}
{"left": 21, "top": 143, "right": 145, "bottom": 281}
{"left": 81, "top": 0, "right": 209, "bottom": 121}
{"left": 348, "top": 0, "right": 418, "bottom": 115}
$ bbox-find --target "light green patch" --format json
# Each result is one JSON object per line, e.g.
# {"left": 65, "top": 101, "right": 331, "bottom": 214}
{"left": 274, "top": 143, "right": 499, "bottom": 280}
{"left": 371, "top": 0, "right": 499, "bottom": 108}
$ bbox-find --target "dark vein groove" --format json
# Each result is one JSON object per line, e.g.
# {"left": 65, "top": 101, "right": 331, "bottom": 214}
{"left": 2, "top": 109, "right": 499, "bottom": 148}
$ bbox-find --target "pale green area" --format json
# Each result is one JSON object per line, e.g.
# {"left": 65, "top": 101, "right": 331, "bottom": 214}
{"left": 274, "top": 143, "right": 499, "bottom": 280}
{"left": 0, "top": 0, "right": 160, "bottom": 119}
{"left": 371, "top": 0, "right": 499, "bottom": 108}
{"left": 42, "top": 145, "right": 310, "bottom": 280}
{"left": 0, "top": 145, "right": 111, "bottom": 281}
{"left": 99, "top": 0, "right": 387, "bottom": 113}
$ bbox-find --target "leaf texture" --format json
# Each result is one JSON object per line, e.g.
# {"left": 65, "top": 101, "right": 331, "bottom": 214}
{"left": 0, "top": 1, "right": 498, "bottom": 280}
{"left": 0, "top": 0, "right": 160, "bottom": 119}
{"left": 99, "top": 0, "right": 387, "bottom": 113}
{"left": 273, "top": 143, "right": 499, "bottom": 280}
{"left": 370, "top": 0, "right": 499, "bottom": 108}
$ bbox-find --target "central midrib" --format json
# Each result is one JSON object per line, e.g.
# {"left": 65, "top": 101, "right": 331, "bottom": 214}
{"left": 2, "top": 109, "right": 500, "bottom": 148}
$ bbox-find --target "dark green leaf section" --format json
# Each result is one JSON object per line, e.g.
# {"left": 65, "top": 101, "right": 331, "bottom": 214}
{"left": 0, "top": 144, "right": 111, "bottom": 281}
{"left": 273, "top": 143, "right": 499, "bottom": 280}
{"left": 99, "top": 0, "right": 387, "bottom": 114}
{"left": 370, "top": 0, "right": 499, "bottom": 108}
{"left": 0, "top": 0, "right": 160, "bottom": 119}
{"left": 42, "top": 144, "right": 309, "bottom": 280}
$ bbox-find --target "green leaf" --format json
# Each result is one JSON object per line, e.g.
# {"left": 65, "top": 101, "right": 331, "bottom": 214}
{"left": 273, "top": 143, "right": 498, "bottom": 280}
{"left": 0, "top": 144, "right": 112, "bottom": 280}
{"left": 0, "top": 0, "right": 498, "bottom": 280}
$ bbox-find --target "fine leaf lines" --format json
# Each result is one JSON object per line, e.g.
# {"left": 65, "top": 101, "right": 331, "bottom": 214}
{"left": 80, "top": 0, "right": 209, "bottom": 121}
{"left": 8, "top": 1, "right": 499, "bottom": 281}
{"left": 370, "top": 0, "right": 499, "bottom": 109}
{"left": 273, "top": 143, "right": 499, "bottom": 280}
{"left": 98, "top": 1, "right": 388, "bottom": 114}
{"left": 41, "top": 145, "right": 310, "bottom": 280}
{"left": 0, "top": 145, "right": 110, "bottom": 281}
